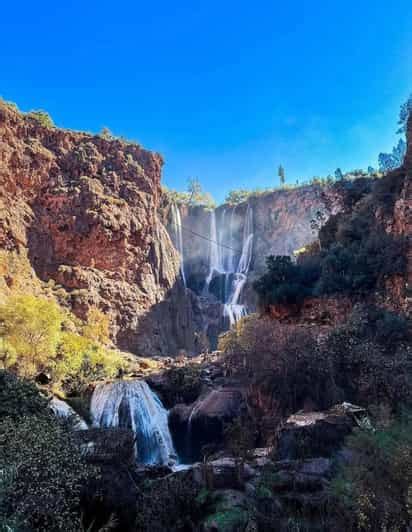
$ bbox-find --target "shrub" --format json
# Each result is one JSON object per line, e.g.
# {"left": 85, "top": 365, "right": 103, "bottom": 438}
{"left": 218, "top": 315, "right": 337, "bottom": 413}
{"left": 0, "top": 295, "right": 64, "bottom": 377}
{"left": 0, "top": 371, "right": 96, "bottom": 531}
{"left": 253, "top": 255, "right": 320, "bottom": 306}
{"left": 135, "top": 473, "right": 215, "bottom": 531}
{"left": 0, "top": 370, "right": 48, "bottom": 421}
{"left": 330, "top": 413, "right": 412, "bottom": 531}
{"left": 0, "top": 294, "right": 122, "bottom": 390}
{"left": 324, "top": 305, "right": 412, "bottom": 410}
{"left": 26, "top": 110, "right": 54, "bottom": 128}
{"left": 0, "top": 415, "right": 93, "bottom": 531}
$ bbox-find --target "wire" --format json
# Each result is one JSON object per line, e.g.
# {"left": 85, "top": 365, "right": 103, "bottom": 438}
{"left": 176, "top": 223, "right": 243, "bottom": 253}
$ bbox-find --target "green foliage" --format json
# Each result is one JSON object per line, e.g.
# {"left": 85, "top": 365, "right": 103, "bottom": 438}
{"left": 162, "top": 181, "right": 216, "bottom": 209}
{"left": 204, "top": 507, "right": 249, "bottom": 531}
{"left": 324, "top": 305, "right": 412, "bottom": 410}
{"left": 26, "top": 110, "right": 54, "bottom": 128}
{"left": 0, "top": 294, "right": 123, "bottom": 391}
{"left": 0, "top": 295, "right": 64, "bottom": 377}
{"left": 219, "top": 306, "right": 411, "bottom": 413}
{"left": 219, "top": 315, "right": 336, "bottom": 413}
{"left": 0, "top": 371, "right": 96, "bottom": 531}
{"left": 0, "top": 97, "right": 19, "bottom": 112}
{"left": 223, "top": 415, "right": 255, "bottom": 461}
{"left": 278, "top": 164, "right": 285, "bottom": 186}
{"left": 0, "top": 415, "right": 93, "bottom": 531}
{"left": 99, "top": 127, "right": 114, "bottom": 139}
{"left": 224, "top": 189, "right": 253, "bottom": 205}
{"left": 330, "top": 413, "right": 412, "bottom": 531}
{"left": 0, "top": 370, "right": 48, "bottom": 422}
{"left": 254, "top": 175, "right": 407, "bottom": 306}
{"left": 135, "top": 474, "right": 215, "bottom": 531}
{"left": 159, "top": 364, "right": 203, "bottom": 406}
{"left": 253, "top": 255, "right": 320, "bottom": 305}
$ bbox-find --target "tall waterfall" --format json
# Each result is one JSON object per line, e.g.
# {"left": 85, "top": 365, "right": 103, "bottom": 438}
{"left": 170, "top": 203, "right": 186, "bottom": 287}
{"left": 206, "top": 204, "right": 254, "bottom": 326}
{"left": 90, "top": 380, "right": 177, "bottom": 466}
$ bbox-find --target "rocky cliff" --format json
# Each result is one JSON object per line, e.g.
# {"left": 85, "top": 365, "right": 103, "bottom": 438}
{"left": 0, "top": 101, "right": 197, "bottom": 355}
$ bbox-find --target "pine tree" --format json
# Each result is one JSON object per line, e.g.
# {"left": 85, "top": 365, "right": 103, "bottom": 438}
{"left": 278, "top": 165, "right": 285, "bottom": 186}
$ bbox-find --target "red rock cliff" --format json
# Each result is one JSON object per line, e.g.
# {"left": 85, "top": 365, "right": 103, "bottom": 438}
{"left": 0, "top": 102, "right": 190, "bottom": 355}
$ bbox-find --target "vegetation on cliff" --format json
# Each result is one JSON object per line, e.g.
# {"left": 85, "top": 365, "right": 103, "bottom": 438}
{"left": 254, "top": 171, "right": 407, "bottom": 306}
{"left": 0, "top": 294, "right": 124, "bottom": 393}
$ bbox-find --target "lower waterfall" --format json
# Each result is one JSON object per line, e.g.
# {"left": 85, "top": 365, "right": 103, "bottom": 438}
{"left": 90, "top": 380, "right": 177, "bottom": 466}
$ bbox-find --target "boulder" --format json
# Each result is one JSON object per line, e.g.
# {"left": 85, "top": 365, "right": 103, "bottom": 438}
{"left": 275, "top": 402, "right": 367, "bottom": 460}
{"left": 187, "top": 387, "right": 245, "bottom": 460}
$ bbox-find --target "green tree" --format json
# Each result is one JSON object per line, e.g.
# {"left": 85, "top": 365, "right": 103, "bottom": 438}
{"left": 0, "top": 295, "right": 64, "bottom": 377}
{"left": 278, "top": 165, "right": 285, "bottom": 186}
{"left": 187, "top": 177, "right": 202, "bottom": 204}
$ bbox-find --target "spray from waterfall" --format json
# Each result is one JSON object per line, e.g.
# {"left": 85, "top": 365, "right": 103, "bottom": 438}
{"left": 171, "top": 203, "right": 186, "bottom": 287}
{"left": 205, "top": 204, "right": 254, "bottom": 326}
{"left": 90, "top": 380, "right": 177, "bottom": 466}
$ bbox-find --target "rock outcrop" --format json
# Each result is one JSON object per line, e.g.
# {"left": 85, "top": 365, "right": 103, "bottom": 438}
{"left": 0, "top": 101, "right": 195, "bottom": 355}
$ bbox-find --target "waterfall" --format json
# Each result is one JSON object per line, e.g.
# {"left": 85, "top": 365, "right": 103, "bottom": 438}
{"left": 171, "top": 203, "right": 186, "bottom": 287}
{"left": 49, "top": 397, "right": 88, "bottom": 430}
{"left": 90, "top": 380, "right": 177, "bottom": 466}
{"left": 205, "top": 203, "right": 254, "bottom": 326}
{"left": 205, "top": 209, "right": 222, "bottom": 289}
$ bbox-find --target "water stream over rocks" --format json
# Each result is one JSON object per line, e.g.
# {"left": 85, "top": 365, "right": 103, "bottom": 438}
{"left": 90, "top": 380, "right": 177, "bottom": 466}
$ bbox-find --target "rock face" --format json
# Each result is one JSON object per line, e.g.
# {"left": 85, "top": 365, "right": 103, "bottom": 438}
{"left": 0, "top": 101, "right": 195, "bottom": 355}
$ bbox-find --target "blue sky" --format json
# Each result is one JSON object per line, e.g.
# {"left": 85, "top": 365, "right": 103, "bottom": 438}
{"left": 1, "top": 1, "right": 412, "bottom": 202}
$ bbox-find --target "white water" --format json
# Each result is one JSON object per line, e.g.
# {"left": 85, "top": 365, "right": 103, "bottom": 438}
{"left": 49, "top": 397, "right": 88, "bottom": 430}
{"left": 205, "top": 209, "right": 223, "bottom": 289}
{"left": 90, "top": 380, "right": 177, "bottom": 466}
{"left": 205, "top": 204, "right": 254, "bottom": 326}
{"left": 171, "top": 203, "right": 186, "bottom": 287}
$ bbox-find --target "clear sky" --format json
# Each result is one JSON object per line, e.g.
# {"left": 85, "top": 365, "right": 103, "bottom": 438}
{"left": 1, "top": 1, "right": 412, "bottom": 202}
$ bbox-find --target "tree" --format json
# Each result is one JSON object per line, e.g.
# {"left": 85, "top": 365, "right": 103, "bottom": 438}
{"left": 0, "top": 295, "right": 64, "bottom": 377}
{"left": 334, "top": 168, "right": 344, "bottom": 180}
{"left": 100, "top": 126, "right": 114, "bottom": 140}
{"left": 378, "top": 94, "right": 412, "bottom": 171}
{"left": 83, "top": 307, "right": 110, "bottom": 345}
{"left": 378, "top": 138, "right": 406, "bottom": 172}
{"left": 0, "top": 371, "right": 97, "bottom": 531}
{"left": 187, "top": 177, "right": 202, "bottom": 204}
{"left": 278, "top": 165, "right": 285, "bottom": 186}
{"left": 396, "top": 93, "right": 412, "bottom": 134}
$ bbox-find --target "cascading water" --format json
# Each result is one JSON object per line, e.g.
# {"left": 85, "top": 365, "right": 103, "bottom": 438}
{"left": 205, "top": 209, "right": 222, "bottom": 290}
{"left": 49, "top": 397, "right": 88, "bottom": 430}
{"left": 170, "top": 203, "right": 186, "bottom": 287}
{"left": 205, "top": 204, "right": 254, "bottom": 326}
{"left": 90, "top": 380, "right": 177, "bottom": 466}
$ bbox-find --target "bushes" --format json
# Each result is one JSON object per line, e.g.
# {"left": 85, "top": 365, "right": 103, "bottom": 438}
{"left": 253, "top": 255, "right": 320, "bottom": 306}
{"left": 0, "top": 294, "right": 124, "bottom": 391}
{"left": 135, "top": 473, "right": 215, "bottom": 531}
{"left": 324, "top": 305, "right": 412, "bottom": 411}
{"left": 330, "top": 413, "right": 412, "bottom": 531}
{"left": 218, "top": 315, "right": 338, "bottom": 414}
{"left": 26, "top": 110, "right": 54, "bottom": 128}
{"left": 0, "top": 371, "right": 96, "bottom": 531}
{"left": 0, "top": 415, "right": 92, "bottom": 531}
{"left": 0, "top": 370, "right": 48, "bottom": 421}
{"left": 219, "top": 306, "right": 411, "bottom": 414}
{"left": 254, "top": 220, "right": 406, "bottom": 307}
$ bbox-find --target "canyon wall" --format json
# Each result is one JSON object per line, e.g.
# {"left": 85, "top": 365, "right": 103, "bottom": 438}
{"left": 0, "top": 101, "right": 198, "bottom": 356}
